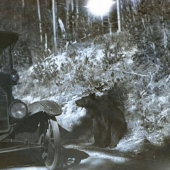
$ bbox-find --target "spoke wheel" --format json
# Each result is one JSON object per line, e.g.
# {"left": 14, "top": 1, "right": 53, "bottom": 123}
{"left": 44, "top": 119, "right": 60, "bottom": 170}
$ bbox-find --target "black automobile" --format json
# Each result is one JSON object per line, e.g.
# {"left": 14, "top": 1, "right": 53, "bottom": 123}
{"left": 0, "top": 31, "right": 62, "bottom": 170}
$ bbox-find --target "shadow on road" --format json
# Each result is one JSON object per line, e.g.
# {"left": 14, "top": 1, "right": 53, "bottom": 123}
{"left": 0, "top": 149, "right": 43, "bottom": 169}
{"left": 58, "top": 147, "right": 89, "bottom": 170}
{"left": 0, "top": 147, "right": 89, "bottom": 170}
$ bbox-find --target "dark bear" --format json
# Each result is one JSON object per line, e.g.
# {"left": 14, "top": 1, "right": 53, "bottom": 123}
{"left": 75, "top": 93, "right": 127, "bottom": 148}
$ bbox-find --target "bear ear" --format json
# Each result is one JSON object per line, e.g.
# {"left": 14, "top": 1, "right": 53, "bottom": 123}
{"left": 89, "top": 93, "right": 95, "bottom": 100}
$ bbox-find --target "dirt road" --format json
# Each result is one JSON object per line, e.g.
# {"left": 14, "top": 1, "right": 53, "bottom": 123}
{"left": 1, "top": 142, "right": 170, "bottom": 170}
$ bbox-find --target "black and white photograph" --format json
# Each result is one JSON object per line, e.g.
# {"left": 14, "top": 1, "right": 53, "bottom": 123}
{"left": 0, "top": 0, "right": 170, "bottom": 169}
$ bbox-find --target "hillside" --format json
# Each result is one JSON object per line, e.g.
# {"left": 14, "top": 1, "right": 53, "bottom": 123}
{"left": 13, "top": 32, "right": 170, "bottom": 153}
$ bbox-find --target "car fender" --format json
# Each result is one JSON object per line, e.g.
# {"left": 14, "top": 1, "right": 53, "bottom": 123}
{"left": 27, "top": 100, "right": 62, "bottom": 117}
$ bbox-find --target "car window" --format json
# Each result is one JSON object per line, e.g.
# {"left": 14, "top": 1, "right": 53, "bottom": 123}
{"left": 0, "top": 49, "right": 10, "bottom": 73}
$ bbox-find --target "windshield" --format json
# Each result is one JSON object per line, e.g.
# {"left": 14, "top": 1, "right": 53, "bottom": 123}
{"left": 0, "top": 47, "right": 11, "bottom": 73}
{"left": 0, "top": 32, "right": 18, "bottom": 73}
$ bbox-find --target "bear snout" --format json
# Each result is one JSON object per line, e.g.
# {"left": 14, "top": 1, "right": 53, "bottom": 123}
{"left": 75, "top": 100, "right": 81, "bottom": 106}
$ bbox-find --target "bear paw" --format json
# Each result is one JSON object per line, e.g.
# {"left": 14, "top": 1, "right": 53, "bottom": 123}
{"left": 109, "top": 143, "right": 117, "bottom": 148}
{"left": 92, "top": 142, "right": 107, "bottom": 147}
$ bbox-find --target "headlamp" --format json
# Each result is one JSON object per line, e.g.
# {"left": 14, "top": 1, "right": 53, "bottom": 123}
{"left": 11, "top": 70, "right": 19, "bottom": 85}
{"left": 11, "top": 73, "right": 19, "bottom": 82}
{"left": 10, "top": 101, "right": 28, "bottom": 119}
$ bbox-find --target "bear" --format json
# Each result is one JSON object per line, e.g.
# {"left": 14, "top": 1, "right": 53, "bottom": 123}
{"left": 75, "top": 93, "right": 127, "bottom": 148}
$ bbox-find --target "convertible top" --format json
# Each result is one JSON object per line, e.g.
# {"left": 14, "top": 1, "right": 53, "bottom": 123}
{"left": 0, "top": 31, "right": 18, "bottom": 50}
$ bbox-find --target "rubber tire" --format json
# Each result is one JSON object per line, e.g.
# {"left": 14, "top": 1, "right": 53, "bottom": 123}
{"left": 45, "top": 119, "right": 60, "bottom": 170}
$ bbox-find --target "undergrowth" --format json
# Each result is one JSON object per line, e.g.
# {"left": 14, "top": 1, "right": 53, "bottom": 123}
{"left": 13, "top": 32, "right": 170, "bottom": 146}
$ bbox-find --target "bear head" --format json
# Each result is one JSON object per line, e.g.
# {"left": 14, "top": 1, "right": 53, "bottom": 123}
{"left": 75, "top": 93, "right": 96, "bottom": 108}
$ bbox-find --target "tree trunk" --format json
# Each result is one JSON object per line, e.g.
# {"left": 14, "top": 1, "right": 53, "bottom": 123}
{"left": 22, "top": 0, "right": 25, "bottom": 8}
{"left": 75, "top": 0, "right": 79, "bottom": 40}
{"left": 52, "top": 0, "right": 58, "bottom": 53}
{"left": 37, "top": 0, "right": 42, "bottom": 43}
{"left": 101, "top": 16, "right": 104, "bottom": 34}
{"left": 66, "top": 0, "right": 70, "bottom": 39}
{"left": 117, "top": 0, "right": 121, "bottom": 32}
{"left": 75, "top": 0, "right": 79, "bottom": 27}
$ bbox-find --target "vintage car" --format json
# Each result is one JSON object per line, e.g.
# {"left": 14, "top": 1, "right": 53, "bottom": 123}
{"left": 0, "top": 31, "right": 62, "bottom": 170}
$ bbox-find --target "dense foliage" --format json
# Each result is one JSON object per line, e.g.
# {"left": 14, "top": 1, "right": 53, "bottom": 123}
{"left": 13, "top": 30, "right": 170, "bottom": 150}
{"left": 4, "top": 0, "right": 170, "bottom": 152}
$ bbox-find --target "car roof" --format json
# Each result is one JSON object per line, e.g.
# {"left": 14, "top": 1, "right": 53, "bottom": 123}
{"left": 0, "top": 31, "right": 18, "bottom": 50}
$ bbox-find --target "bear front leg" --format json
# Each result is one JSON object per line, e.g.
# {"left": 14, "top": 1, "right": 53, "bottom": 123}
{"left": 110, "top": 123, "right": 121, "bottom": 148}
{"left": 100, "top": 121, "right": 111, "bottom": 148}
{"left": 92, "top": 119, "right": 102, "bottom": 147}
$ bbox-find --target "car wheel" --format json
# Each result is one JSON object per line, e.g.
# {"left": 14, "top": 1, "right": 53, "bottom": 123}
{"left": 44, "top": 119, "right": 60, "bottom": 170}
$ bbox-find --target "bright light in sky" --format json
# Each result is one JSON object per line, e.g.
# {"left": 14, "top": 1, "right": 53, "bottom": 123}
{"left": 87, "top": 0, "right": 115, "bottom": 16}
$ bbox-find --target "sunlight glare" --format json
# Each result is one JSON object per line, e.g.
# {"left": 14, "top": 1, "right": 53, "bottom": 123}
{"left": 87, "top": 0, "right": 115, "bottom": 16}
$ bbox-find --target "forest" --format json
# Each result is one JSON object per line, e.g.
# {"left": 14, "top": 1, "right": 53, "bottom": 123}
{"left": 1, "top": 0, "right": 170, "bottom": 169}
